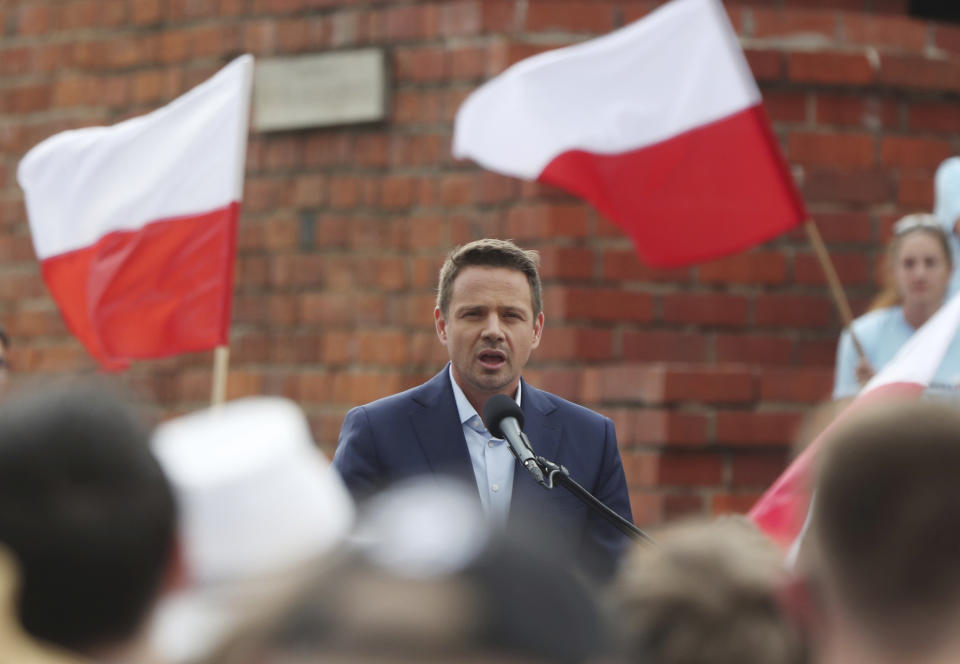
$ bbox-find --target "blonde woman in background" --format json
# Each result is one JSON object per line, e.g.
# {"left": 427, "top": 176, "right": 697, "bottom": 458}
{"left": 833, "top": 214, "right": 952, "bottom": 399}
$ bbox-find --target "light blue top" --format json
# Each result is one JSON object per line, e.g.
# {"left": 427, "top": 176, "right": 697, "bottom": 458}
{"left": 833, "top": 306, "right": 915, "bottom": 399}
{"left": 935, "top": 157, "right": 960, "bottom": 297}
{"left": 449, "top": 366, "right": 517, "bottom": 526}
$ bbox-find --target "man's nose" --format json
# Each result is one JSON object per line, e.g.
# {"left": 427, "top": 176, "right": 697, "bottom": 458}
{"left": 481, "top": 313, "right": 505, "bottom": 340}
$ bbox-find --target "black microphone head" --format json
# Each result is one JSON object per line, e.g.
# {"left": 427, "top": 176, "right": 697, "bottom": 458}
{"left": 482, "top": 394, "right": 524, "bottom": 439}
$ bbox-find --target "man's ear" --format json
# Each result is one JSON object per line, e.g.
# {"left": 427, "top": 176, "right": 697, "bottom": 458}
{"left": 434, "top": 307, "right": 447, "bottom": 345}
{"left": 160, "top": 535, "right": 189, "bottom": 595}
{"left": 530, "top": 312, "right": 544, "bottom": 349}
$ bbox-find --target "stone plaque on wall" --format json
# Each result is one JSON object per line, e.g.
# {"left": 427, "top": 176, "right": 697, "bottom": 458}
{"left": 252, "top": 49, "right": 387, "bottom": 132}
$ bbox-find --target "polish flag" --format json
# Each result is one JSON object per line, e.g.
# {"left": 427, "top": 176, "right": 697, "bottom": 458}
{"left": 750, "top": 290, "right": 960, "bottom": 552}
{"left": 18, "top": 55, "right": 253, "bottom": 370}
{"left": 453, "top": 0, "right": 806, "bottom": 268}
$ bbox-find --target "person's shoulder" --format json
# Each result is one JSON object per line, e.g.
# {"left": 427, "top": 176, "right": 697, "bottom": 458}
{"left": 851, "top": 306, "right": 902, "bottom": 335}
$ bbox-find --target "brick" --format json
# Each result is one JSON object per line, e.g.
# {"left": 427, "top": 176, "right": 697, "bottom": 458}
{"left": 881, "top": 136, "right": 952, "bottom": 170}
{"left": 525, "top": 1, "right": 614, "bottom": 33}
{"left": 394, "top": 45, "right": 448, "bottom": 82}
{"left": 803, "top": 169, "right": 894, "bottom": 204}
{"left": 506, "top": 203, "right": 590, "bottom": 240}
{"left": 449, "top": 45, "right": 487, "bottom": 79}
{"left": 744, "top": 49, "right": 783, "bottom": 82}
{"left": 621, "top": 451, "right": 658, "bottom": 486}
{"left": 333, "top": 371, "right": 403, "bottom": 406}
{"left": 711, "top": 493, "right": 763, "bottom": 515}
{"left": 538, "top": 246, "right": 594, "bottom": 280}
{"left": 760, "top": 367, "right": 834, "bottom": 402}
{"left": 898, "top": 173, "right": 934, "bottom": 208}
{"left": 481, "top": 0, "right": 517, "bottom": 32}
{"left": 698, "top": 252, "right": 787, "bottom": 285}
{"left": 788, "top": 51, "right": 876, "bottom": 86}
{"left": 602, "top": 249, "right": 692, "bottom": 282}
{"left": 764, "top": 89, "right": 807, "bottom": 123}
{"left": 609, "top": 408, "right": 708, "bottom": 447}
{"left": 440, "top": 0, "right": 482, "bottom": 36}
{"left": 795, "top": 251, "right": 870, "bottom": 286}
{"left": 535, "top": 327, "right": 614, "bottom": 361}
{"left": 809, "top": 211, "right": 872, "bottom": 244}
{"left": 554, "top": 287, "right": 653, "bottom": 323}
{"left": 878, "top": 55, "right": 960, "bottom": 93}
{"left": 658, "top": 453, "right": 724, "bottom": 486}
{"left": 132, "top": 0, "right": 162, "bottom": 24}
{"left": 621, "top": 331, "right": 709, "bottom": 363}
{"left": 581, "top": 365, "right": 663, "bottom": 403}
{"left": 815, "top": 94, "right": 898, "bottom": 128}
{"left": 716, "top": 334, "right": 793, "bottom": 365}
{"left": 909, "top": 100, "right": 960, "bottom": 133}
{"left": 755, "top": 294, "right": 833, "bottom": 328}
{"left": 715, "top": 411, "right": 804, "bottom": 446}
{"left": 788, "top": 131, "right": 875, "bottom": 169}
{"left": 662, "top": 366, "right": 757, "bottom": 405}
{"left": 17, "top": 5, "right": 51, "bottom": 35}
{"left": 300, "top": 293, "right": 386, "bottom": 325}
{"left": 382, "top": 4, "right": 425, "bottom": 40}
{"left": 355, "top": 330, "right": 409, "bottom": 366}
{"left": 842, "top": 14, "right": 928, "bottom": 51}
{"left": 630, "top": 493, "right": 663, "bottom": 527}
{"left": 664, "top": 494, "right": 705, "bottom": 521}
{"left": 936, "top": 24, "right": 960, "bottom": 56}
{"left": 730, "top": 452, "right": 790, "bottom": 488}
{"left": 661, "top": 294, "right": 749, "bottom": 326}
{"left": 752, "top": 8, "right": 837, "bottom": 40}
{"left": 379, "top": 175, "right": 418, "bottom": 209}
{"left": 522, "top": 368, "right": 581, "bottom": 400}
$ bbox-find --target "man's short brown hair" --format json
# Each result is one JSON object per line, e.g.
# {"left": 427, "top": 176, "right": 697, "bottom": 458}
{"left": 810, "top": 399, "right": 960, "bottom": 653}
{"left": 436, "top": 239, "right": 542, "bottom": 317}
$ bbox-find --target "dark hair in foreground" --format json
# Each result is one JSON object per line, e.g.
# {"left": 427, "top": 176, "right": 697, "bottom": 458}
{"left": 810, "top": 399, "right": 960, "bottom": 654}
{"left": 0, "top": 381, "right": 176, "bottom": 653}
{"left": 436, "top": 238, "right": 543, "bottom": 317}
{"left": 204, "top": 532, "right": 605, "bottom": 664}
{"left": 613, "top": 516, "right": 808, "bottom": 664}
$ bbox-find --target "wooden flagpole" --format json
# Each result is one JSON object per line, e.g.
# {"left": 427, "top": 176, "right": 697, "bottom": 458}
{"left": 211, "top": 345, "right": 230, "bottom": 407}
{"left": 804, "top": 220, "right": 868, "bottom": 364}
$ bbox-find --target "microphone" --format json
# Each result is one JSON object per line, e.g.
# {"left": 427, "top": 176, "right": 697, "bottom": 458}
{"left": 482, "top": 394, "right": 545, "bottom": 486}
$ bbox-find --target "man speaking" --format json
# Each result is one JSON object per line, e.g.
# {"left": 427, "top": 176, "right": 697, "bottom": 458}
{"left": 332, "top": 239, "right": 633, "bottom": 579}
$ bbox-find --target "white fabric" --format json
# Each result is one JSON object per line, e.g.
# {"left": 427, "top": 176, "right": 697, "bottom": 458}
{"left": 452, "top": 0, "right": 759, "bottom": 178}
{"left": 18, "top": 55, "right": 253, "bottom": 259}
{"left": 150, "top": 397, "right": 354, "bottom": 663}
{"left": 863, "top": 289, "right": 960, "bottom": 393}
{"left": 935, "top": 157, "right": 960, "bottom": 297}
{"left": 151, "top": 396, "right": 353, "bottom": 584}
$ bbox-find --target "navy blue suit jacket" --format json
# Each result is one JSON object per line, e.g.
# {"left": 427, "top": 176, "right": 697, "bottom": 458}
{"left": 332, "top": 367, "right": 634, "bottom": 579}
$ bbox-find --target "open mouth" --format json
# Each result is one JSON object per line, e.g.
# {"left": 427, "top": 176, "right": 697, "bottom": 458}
{"left": 477, "top": 349, "right": 507, "bottom": 370}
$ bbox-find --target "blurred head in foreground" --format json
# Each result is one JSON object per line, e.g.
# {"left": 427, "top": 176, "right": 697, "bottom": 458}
{"left": 612, "top": 516, "right": 808, "bottom": 664}
{"left": 149, "top": 397, "right": 355, "bottom": 664}
{"left": 0, "top": 380, "right": 176, "bottom": 658}
{"left": 804, "top": 399, "right": 960, "bottom": 663}
{"left": 203, "top": 478, "right": 605, "bottom": 664}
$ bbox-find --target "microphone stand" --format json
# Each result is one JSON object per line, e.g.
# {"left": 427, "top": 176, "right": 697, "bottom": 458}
{"left": 534, "top": 455, "right": 655, "bottom": 545}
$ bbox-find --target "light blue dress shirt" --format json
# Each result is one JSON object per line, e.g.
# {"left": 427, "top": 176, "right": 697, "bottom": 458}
{"left": 449, "top": 366, "right": 518, "bottom": 526}
{"left": 833, "top": 306, "right": 915, "bottom": 399}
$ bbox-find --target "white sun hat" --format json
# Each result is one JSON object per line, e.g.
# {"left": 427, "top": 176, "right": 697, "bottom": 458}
{"left": 148, "top": 397, "right": 354, "bottom": 663}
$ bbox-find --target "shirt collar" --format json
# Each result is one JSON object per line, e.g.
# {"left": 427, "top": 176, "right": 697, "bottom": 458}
{"left": 448, "top": 365, "right": 522, "bottom": 427}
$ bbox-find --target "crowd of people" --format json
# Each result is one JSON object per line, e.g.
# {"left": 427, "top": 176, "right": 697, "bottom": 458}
{"left": 0, "top": 378, "right": 955, "bottom": 664}
{"left": 0, "top": 161, "right": 958, "bottom": 662}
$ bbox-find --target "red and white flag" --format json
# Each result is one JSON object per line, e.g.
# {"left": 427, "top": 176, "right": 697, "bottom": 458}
{"left": 18, "top": 55, "right": 253, "bottom": 370}
{"left": 453, "top": 0, "right": 806, "bottom": 267}
{"left": 750, "top": 290, "right": 960, "bottom": 551}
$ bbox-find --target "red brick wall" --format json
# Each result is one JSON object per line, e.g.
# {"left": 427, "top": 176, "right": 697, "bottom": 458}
{"left": 1, "top": 0, "right": 956, "bottom": 525}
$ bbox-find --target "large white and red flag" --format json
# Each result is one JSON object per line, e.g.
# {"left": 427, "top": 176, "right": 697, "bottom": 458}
{"left": 453, "top": 0, "right": 806, "bottom": 267}
{"left": 750, "top": 290, "right": 960, "bottom": 551}
{"left": 18, "top": 55, "right": 253, "bottom": 370}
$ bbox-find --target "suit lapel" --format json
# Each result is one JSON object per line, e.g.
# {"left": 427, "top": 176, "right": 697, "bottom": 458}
{"left": 409, "top": 367, "right": 477, "bottom": 489}
{"left": 510, "top": 379, "right": 562, "bottom": 518}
